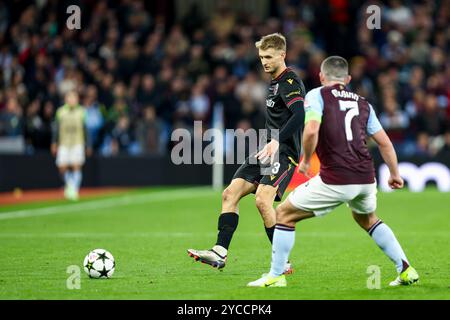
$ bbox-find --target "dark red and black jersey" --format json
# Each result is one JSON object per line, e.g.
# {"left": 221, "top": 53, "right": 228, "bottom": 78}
{"left": 265, "top": 67, "right": 306, "bottom": 159}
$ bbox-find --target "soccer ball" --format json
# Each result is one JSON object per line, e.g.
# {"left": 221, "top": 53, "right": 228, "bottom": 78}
{"left": 83, "top": 249, "right": 115, "bottom": 279}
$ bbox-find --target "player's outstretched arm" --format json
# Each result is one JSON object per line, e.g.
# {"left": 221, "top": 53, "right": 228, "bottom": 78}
{"left": 302, "top": 120, "right": 320, "bottom": 163}
{"left": 371, "top": 129, "right": 404, "bottom": 189}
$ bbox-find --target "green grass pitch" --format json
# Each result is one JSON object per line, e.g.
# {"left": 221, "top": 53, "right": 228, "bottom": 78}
{"left": 0, "top": 187, "right": 449, "bottom": 300}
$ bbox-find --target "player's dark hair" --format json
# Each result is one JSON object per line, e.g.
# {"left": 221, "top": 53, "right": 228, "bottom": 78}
{"left": 255, "top": 33, "right": 286, "bottom": 52}
{"left": 320, "top": 56, "right": 349, "bottom": 81}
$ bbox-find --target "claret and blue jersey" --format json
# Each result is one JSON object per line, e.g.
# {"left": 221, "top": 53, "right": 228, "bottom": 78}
{"left": 304, "top": 84, "right": 384, "bottom": 185}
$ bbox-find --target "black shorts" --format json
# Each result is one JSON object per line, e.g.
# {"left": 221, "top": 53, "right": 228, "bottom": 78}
{"left": 232, "top": 153, "right": 298, "bottom": 201}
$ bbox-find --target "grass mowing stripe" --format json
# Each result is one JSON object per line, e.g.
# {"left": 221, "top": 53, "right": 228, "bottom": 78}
{"left": 0, "top": 231, "right": 448, "bottom": 238}
{"left": 0, "top": 187, "right": 214, "bottom": 220}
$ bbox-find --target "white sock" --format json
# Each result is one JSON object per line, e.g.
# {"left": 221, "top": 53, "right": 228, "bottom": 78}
{"left": 72, "top": 170, "right": 82, "bottom": 192}
{"left": 64, "top": 171, "right": 72, "bottom": 187}
{"left": 269, "top": 225, "right": 295, "bottom": 277}
{"left": 369, "top": 220, "right": 409, "bottom": 273}
{"left": 212, "top": 245, "right": 227, "bottom": 258}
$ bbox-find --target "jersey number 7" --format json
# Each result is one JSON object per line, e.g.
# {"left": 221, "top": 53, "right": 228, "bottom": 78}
{"left": 339, "top": 100, "right": 359, "bottom": 141}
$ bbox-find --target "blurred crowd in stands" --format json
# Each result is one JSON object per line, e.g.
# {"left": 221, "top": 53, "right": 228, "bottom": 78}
{"left": 0, "top": 0, "right": 448, "bottom": 157}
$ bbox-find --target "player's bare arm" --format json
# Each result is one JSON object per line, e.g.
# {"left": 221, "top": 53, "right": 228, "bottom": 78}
{"left": 298, "top": 120, "right": 320, "bottom": 177}
{"left": 371, "top": 129, "right": 404, "bottom": 189}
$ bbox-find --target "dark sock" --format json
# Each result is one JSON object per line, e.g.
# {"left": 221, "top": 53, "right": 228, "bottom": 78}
{"left": 215, "top": 212, "right": 239, "bottom": 250}
{"left": 265, "top": 225, "right": 275, "bottom": 243}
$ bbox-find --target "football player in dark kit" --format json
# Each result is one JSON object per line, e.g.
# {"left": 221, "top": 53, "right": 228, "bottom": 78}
{"left": 188, "top": 33, "right": 306, "bottom": 273}
{"left": 248, "top": 56, "right": 418, "bottom": 287}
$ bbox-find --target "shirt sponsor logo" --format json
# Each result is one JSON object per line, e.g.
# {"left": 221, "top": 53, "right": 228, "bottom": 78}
{"left": 266, "top": 99, "right": 275, "bottom": 108}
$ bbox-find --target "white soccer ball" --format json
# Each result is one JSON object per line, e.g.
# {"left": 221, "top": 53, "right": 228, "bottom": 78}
{"left": 83, "top": 249, "right": 115, "bottom": 279}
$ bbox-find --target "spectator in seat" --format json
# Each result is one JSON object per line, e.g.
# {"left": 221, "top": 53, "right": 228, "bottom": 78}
{"left": 0, "top": 97, "right": 22, "bottom": 136}
{"left": 136, "top": 105, "right": 163, "bottom": 155}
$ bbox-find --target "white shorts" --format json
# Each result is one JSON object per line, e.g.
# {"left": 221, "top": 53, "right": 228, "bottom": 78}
{"left": 287, "top": 175, "right": 377, "bottom": 216}
{"left": 56, "top": 145, "right": 85, "bottom": 167}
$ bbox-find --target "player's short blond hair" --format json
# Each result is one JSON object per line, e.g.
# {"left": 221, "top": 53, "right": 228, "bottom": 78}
{"left": 255, "top": 33, "right": 286, "bottom": 52}
{"left": 65, "top": 89, "right": 79, "bottom": 98}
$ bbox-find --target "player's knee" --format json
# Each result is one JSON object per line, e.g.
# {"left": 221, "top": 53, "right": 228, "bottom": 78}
{"left": 255, "top": 195, "right": 270, "bottom": 213}
{"left": 275, "top": 204, "right": 284, "bottom": 219}
{"left": 222, "top": 187, "right": 238, "bottom": 206}
{"left": 353, "top": 212, "right": 377, "bottom": 230}
{"left": 274, "top": 204, "right": 288, "bottom": 223}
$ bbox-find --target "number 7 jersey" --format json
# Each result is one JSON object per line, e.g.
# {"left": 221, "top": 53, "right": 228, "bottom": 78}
{"left": 304, "top": 84, "right": 383, "bottom": 185}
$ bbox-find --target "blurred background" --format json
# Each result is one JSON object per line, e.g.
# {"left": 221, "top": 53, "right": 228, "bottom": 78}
{"left": 0, "top": 0, "right": 448, "bottom": 194}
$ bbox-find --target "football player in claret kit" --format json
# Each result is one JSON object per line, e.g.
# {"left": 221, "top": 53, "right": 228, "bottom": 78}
{"left": 248, "top": 56, "right": 419, "bottom": 287}
{"left": 188, "top": 33, "right": 306, "bottom": 273}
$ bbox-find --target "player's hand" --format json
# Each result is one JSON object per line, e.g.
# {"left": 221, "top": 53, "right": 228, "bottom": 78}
{"left": 298, "top": 159, "right": 311, "bottom": 178}
{"left": 86, "top": 147, "right": 93, "bottom": 157}
{"left": 255, "top": 139, "right": 279, "bottom": 164}
{"left": 51, "top": 143, "right": 58, "bottom": 157}
{"left": 388, "top": 174, "right": 404, "bottom": 189}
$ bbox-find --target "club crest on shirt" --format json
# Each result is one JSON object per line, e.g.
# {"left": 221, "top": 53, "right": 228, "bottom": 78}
{"left": 287, "top": 79, "right": 294, "bottom": 84}
{"left": 266, "top": 99, "right": 275, "bottom": 108}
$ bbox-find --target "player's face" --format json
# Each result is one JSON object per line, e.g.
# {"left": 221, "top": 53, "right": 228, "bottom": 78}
{"left": 66, "top": 93, "right": 79, "bottom": 107}
{"left": 259, "top": 48, "right": 286, "bottom": 75}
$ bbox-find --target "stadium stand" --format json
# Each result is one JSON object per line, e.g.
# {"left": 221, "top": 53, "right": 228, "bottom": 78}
{"left": 0, "top": 0, "right": 448, "bottom": 158}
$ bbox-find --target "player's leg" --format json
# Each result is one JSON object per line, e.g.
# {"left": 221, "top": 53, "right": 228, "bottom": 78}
{"left": 255, "top": 184, "right": 295, "bottom": 274}
{"left": 349, "top": 183, "right": 418, "bottom": 286}
{"left": 68, "top": 145, "right": 86, "bottom": 200}
{"left": 248, "top": 175, "right": 343, "bottom": 287}
{"left": 70, "top": 164, "right": 82, "bottom": 200}
{"left": 216, "top": 178, "right": 256, "bottom": 252}
{"left": 58, "top": 165, "right": 71, "bottom": 199}
{"left": 256, "top": 155, "right": 297, "bottom": 244}
{"left": 56, "top": 145, "right": 72, "bottom": 199}
{"left": 255, "top": 184, "right": 277, "bottom": 241}
{"left": 352, "top": 211, "right": 418, "bottom": 286}
{"left": 247, "top": 198, "right": 314, "bottom": 287}
{"left": 269, "top": 199, "right": 314, "bottom": 276}
{"left": 255, "top": 156, "right": 298, "bottom": 274}
{"left": 188, "top": 178, "right": 256, "bottom": 269}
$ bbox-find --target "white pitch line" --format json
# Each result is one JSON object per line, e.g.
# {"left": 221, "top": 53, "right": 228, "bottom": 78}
{"left": 0, "top": 187, "right": 215, "bottom": 221}
{"left": 0, "top": 232, "right": 213, "bottom": 238}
